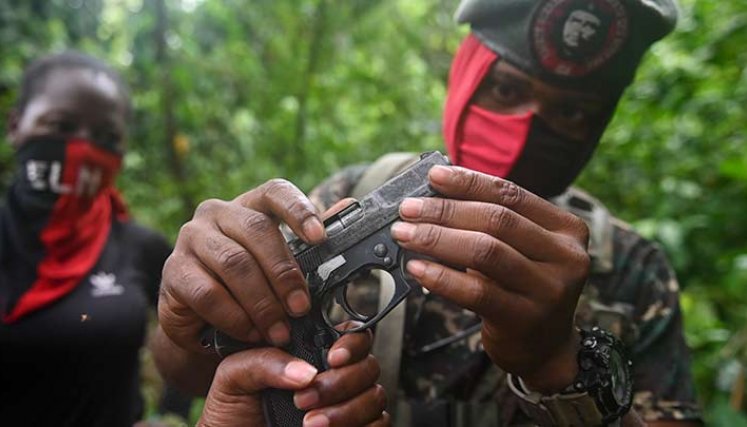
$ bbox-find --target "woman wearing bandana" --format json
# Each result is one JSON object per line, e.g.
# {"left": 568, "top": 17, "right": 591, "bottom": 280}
{"left": 155, "top": 0, "right": 702, "bottom": 426}
{"left": 0, "top": 53, "right": 386, "bottom": 427}
{"left": 0, "top": 52, "right": 178, "bottom": 426}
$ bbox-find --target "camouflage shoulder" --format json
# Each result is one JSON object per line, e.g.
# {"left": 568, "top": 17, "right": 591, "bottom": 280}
{"left": 308, "top": 164, "right": 369, "bottom": 212}
{"left": 552, "top": 187, "right": 615, "bottom": 273}
{"left": 552, "top": 187, "right": 672, "bottom": 281}
{"left": 559, "top": 190, "right": 701, "bottom": 422}
{"left": 566, "top": 187, "right": 682, "bottom": 340}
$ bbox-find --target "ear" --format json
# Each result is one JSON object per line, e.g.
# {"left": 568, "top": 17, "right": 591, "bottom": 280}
{"left": 6, "top": 109, "right": 21, "bottom": 149}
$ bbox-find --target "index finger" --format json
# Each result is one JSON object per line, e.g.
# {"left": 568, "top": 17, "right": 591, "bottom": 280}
{"left": 427, "top": 166, "right": 578, "bottom": 233}
{"left": 328, "top": 321, "right": 374, "bottom": 368}
{"left": 235, "top": 178, "right": 326, "bottom": 244}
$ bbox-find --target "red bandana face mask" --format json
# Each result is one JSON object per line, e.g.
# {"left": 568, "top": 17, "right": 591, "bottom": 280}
{"left": 1, "top": 136, "right": 128, "bottom": 323}
{"left": 457, "top": 104, "right": 533, "bottom": 178}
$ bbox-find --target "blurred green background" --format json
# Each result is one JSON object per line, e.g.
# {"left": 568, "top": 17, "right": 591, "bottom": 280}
{"left": 1, "top": 0, "right": 746, "bottom": 424}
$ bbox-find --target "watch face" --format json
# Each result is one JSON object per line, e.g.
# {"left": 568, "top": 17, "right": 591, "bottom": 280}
{"left": 610, "top": 349, "right": 630, "bottom": 405}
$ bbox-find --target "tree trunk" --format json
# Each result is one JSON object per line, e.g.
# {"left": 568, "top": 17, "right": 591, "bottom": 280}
{"left": 154, "top": 0, "right": 195, "bottom": 216}
{"left": 292, "top": 0, "right": 328, "bottom": 170}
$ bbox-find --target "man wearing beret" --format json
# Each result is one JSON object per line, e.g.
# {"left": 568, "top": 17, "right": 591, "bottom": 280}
{"left": 153, "top": 0, "right": 702, "bottom": 425}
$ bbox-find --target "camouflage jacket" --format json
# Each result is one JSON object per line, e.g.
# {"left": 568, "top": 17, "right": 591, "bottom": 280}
{"left": 309, "top": 159, "right": 701, "bottom": 426}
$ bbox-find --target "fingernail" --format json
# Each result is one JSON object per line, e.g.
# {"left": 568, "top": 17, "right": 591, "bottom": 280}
{"left": 400, "top": 198, "right": 423, "bottom": 218}
{"left": 407, "top": 260, "right": 427, "bottom": 278}
{"left": 327, "top": 348, "right": 351, "bottom": 366}
{"left": 294, "top": 388, "right": 320, "bottom": 410}
{"left": 391, "top": 221, "right": 416, "bottom": 242}
{"left": 284, "top": 361, "right": 318, "bottom": 385}
{"left": 303, "top": 217, "right": 326, "bottom": 242}
{"left": 268, "top": 322, "right": 290, "bottom": 346}
{"left": 287, "top": 290, "right": 310, "bottom": 316}
{"left": 303, "top": 413, "right": 330, "bottom": 427}
{"left": 429, "top": 165, "right": 453, "bottom": 184}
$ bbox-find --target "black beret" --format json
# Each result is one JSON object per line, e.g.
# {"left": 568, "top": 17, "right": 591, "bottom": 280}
{"left": 455, "top": 0, "right": 678, "bottom": 95}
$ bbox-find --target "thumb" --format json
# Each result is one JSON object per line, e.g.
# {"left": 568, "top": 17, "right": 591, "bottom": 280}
{"left": 199, "top": 348, "right": 318, "bottom": 426}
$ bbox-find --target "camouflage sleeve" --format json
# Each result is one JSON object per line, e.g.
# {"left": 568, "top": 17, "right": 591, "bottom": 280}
{"left": 307, "top": 164, "right": 369, "bottom": 212}
{"left": 611, "top": 228, "right": 702, "bottom": 422}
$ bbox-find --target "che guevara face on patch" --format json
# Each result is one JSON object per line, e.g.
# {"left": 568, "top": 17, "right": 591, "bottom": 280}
{"left": 531, "top": 0, "right": 629, "bottom": 77}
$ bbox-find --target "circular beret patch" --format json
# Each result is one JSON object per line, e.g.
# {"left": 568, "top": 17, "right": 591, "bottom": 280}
{"left": 531, "top": 0, "right": 629, "bottom": 77}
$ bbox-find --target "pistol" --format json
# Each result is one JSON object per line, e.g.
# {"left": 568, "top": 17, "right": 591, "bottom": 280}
{"left": 202, "top": 151, "right": 450, "bottom": 426}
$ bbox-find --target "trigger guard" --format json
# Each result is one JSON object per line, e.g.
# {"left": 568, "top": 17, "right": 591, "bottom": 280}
{"left": 323, "top": 247, "right": 415, "bottom": 334}
{"left": 336, "top": 286, "right": 369, "bottom": 322}
{"left": 321, "top": 287, "right": 368, "bottom": 331}
{"left": 338, "top": 270, "right": 412, "bottom": 336}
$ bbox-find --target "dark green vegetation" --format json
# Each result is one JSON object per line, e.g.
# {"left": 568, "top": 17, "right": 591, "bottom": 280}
{"left": 1, "top": 0, "right": 745, "bottom": 424}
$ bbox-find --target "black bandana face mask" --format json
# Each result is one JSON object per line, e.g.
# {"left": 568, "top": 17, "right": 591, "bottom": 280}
{"left": 12, "top": 136, "right": 69, "bottom": 213}
{"left": 505, "top": 117, "right": 601, "bottom": 199}
{"left": 11, "top": 135, "right": 122, "bottom": 215}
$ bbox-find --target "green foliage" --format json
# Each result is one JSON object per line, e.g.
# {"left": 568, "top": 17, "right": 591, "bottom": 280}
{"left": 577, "top": 1, "right": 747, "bottom": 423}
{"left": 1, "top": 0, "right": 746, "bottom": 423}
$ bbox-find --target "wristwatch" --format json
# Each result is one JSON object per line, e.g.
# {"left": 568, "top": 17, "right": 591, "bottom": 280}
{"left": 508, "top": 327, "right": 633, "bottom": 426}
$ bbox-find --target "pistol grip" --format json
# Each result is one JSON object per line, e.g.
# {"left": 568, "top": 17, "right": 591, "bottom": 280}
{"left": 263, "top": 311, "right": 335, "bottom": 427}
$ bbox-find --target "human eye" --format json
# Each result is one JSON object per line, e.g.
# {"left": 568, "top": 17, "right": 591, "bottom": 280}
{"left": 544, "top": 101, "right": 602, "bottom": 140}
{"left": 557, "top": 104, "right": 591, "bottom": 125}
{"left": 95, "top": 128, "right": 123, "bottom": 151}
{"left": 488, "top": 76, "right": 528, "bottom": 107}
{"left": 46, "top": 116, "right": 78, "bottom": 134}
{"left": 557, "top": 95, "right": 608, "bottom": 127}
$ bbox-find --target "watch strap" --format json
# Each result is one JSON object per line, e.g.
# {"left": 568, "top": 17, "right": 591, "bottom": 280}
{"left": 508, "top": 373, "right": 609, "bottom": 426}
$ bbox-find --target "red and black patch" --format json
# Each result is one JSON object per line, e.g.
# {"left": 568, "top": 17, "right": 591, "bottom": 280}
{"left": 531, "top": 0, "right": 629, "bottom": 77}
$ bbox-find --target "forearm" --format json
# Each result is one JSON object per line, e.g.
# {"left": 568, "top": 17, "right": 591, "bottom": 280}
{"left": 151, "top": 325, "right": 221, "bottom": 396}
